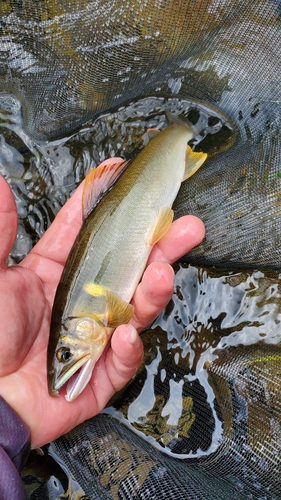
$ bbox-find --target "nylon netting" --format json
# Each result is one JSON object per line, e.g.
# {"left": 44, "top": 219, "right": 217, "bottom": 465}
{"left": 1, "top": 0, "right": 281, "bottom": 498}
{"left": 49, "top": 263, "right": 281, "bottom": 499}
{"left": 1, "top": 0, "right": 281, "bottom": 268}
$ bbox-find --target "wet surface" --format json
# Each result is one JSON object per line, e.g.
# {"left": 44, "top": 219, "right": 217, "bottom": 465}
{"left": 0, "top": 92, "right": 234, "bottom": 262}
{"left": 107, "top": 263, "right": 281, "bottom": 460}
{"left": 1, "top": 0, "right": 281, "bottom": 497}
{"left": 42, "top": 263, "right": 281, "bottom": 500}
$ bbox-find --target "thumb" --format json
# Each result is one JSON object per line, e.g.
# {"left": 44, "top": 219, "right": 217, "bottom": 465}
{"left": 0, "top": 176, "right": 18, "bottom": 268}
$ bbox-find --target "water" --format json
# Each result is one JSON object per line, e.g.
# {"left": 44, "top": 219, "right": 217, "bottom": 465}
{"left": 106, "top": 263, "right": 281, "bottom": 464}
{"left": 0, "top": 91, "right": 234, "bottom": 262}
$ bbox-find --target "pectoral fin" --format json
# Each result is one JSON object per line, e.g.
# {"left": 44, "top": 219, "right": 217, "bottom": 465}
{"left": 105, "top": 290, "right": 134, "bottom": 328}
{"left": 147, "top": 128, "right": 161, "bottom": 140}
{"left": 184, "top": 145, "right": 207, "bottom": 180}
{"left": 83, "top": 282, "right": 134, "bottom": 327}
{"left": 82, "top": 160, "right": 131, "bottom": 220}
{"left": 149, "top": 206, "right": 174, "bottom": 247}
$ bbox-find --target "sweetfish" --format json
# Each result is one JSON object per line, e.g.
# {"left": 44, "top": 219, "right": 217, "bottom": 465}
{"left": 47, "top": 115, "right": 207, "bottom": 401}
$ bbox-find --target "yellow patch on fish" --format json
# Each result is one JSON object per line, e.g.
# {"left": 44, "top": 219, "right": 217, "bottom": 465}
{"left": 83, "top": 282, "right": 134, "bottom": 327}
{"left": 83, "top": 282, "right": 108, "bottom": 296}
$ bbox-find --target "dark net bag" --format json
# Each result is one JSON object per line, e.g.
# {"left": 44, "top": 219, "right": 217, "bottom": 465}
{"left": 1, "top": 0, "right": 281, "bottom": 498}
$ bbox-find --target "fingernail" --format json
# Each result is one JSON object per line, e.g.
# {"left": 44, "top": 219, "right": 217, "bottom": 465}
{"left": 128, "top": 325, "right": 140, "bottom": 346}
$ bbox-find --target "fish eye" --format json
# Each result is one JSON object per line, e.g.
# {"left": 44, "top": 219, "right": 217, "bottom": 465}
{"left": 56, "top": 347, "right": 72, "bottom": 363}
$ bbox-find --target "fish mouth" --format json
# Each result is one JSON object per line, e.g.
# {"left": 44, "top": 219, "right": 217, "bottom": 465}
{"left": 53, "top": 354, "right": 96, "bottom": 402}
{"left": 65, "top": 357, "right": 96, "bottom": 402}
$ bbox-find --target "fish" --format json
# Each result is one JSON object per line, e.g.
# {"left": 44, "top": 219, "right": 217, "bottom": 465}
{"left": 47, "top": 114, "right": 207, "bottom": 401}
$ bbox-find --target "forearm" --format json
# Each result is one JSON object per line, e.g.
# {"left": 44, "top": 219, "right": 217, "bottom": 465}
{"left": 0, "top": 396, "right": 30, "bottom": 499}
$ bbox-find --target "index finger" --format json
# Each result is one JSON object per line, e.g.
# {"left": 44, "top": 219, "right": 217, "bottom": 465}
{"left": 27, "top": 158, "right": 122, "bottom": 266}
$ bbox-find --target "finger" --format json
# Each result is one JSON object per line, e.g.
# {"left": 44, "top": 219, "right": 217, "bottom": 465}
{"left": 26, "top": 158, "right": 123, "bottom": 266}
{"left": 27, "top": 181, "right": 84, "bottom": 266}
{"left": 0, "top": 266, "right": 46, "bottom": 375}
{"left": 104, "top": 324, "right": 144, "bottom": 392}
{"left": 131, "top": 262, "right": 174, "bottom": 331}
{"left": 0, "top": 176, "right": 18, "bottom": 268}
{"left": 147, "top": 215, "right": 205, "bottom": 265}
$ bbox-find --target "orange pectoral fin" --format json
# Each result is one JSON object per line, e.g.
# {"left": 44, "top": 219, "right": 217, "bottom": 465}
{"left": 105, "top": 291, "right": 134, "bottom": 328}
{"left": 83, "top": 282, "right": 134, "bottom": 328}
{"left": 82, "top": 159, "right": 132, "bottom": 219}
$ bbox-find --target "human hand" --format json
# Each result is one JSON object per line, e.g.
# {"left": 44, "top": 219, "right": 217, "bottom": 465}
{"left": 0, "top": 160, "right": 205, "bottom": 448}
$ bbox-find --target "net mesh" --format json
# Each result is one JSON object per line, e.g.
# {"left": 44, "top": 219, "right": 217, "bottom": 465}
{"left": 1, "top": 0, "right": 281, "bottom": 498}
{"left": 50, "top": 263, "right": 281, "bottom": 499}
{"left": 1, "top": 0, "right": 281, "bottom": 267}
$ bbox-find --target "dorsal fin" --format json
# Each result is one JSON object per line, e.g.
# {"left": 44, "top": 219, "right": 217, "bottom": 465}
{"left": 82, "top": 159, "right": 130, "bottom": 220}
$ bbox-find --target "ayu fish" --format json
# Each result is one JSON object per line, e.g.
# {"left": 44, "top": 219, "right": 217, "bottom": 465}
{"left": 47, "top": 115, "right": 207, "bottom": 401}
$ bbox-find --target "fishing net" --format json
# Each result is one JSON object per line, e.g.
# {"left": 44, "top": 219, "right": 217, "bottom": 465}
{"left": 1, "top": 0, "right": 281, "bottom": 498}
{"left": 47, "top": 263, "right": 281, "bottom": 500}
{"left": 1, "top": 0, "right": 281, "bottom": 268}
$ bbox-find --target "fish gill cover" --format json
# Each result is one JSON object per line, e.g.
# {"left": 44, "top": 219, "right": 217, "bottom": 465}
{"left": 1, "top": 0, "right": 281, "bottom": 498}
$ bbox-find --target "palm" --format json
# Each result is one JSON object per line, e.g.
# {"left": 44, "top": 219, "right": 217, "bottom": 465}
{"left": 0, "top": 165, "right": 205, "bottom": 448}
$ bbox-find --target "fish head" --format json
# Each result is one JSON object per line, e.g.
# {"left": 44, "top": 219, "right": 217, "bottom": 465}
{"left": 48, "top": 316, "right": 110, "bottom": 401}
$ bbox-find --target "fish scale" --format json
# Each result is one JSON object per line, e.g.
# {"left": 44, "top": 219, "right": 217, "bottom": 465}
{"left": 48, "top": 118, "right": 207, "bottom": 401}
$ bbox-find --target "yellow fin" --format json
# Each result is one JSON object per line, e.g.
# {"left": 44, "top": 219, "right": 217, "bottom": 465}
{"left": 149, "top": 206, "right": 174, "bottom": 247}
{"left": 106, "top": 289, "right": 134, "bottom": 327}
{"left": 82, "top": 160, "right": 131, "bottom": 220}
{"left": 83, "top": 282, "right": 134, "bottom": 327}
{"left": 184, "top": 145, "right": 207, "bottom": 180}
